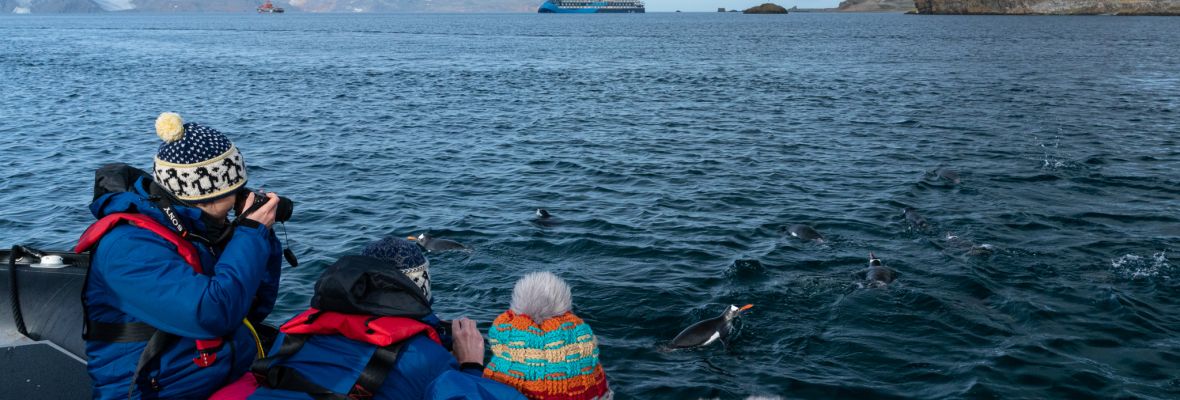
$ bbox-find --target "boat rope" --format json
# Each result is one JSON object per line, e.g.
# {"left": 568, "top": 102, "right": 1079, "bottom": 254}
{"left": 8, "top": 245, "right": 30, "bottom": 337}
{"left": 243, "top": 318, "right": 265, "bottom": 358}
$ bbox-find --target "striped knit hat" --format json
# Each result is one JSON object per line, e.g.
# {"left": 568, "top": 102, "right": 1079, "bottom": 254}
{"left": 151, "top": 112, "right": 248, "bottom": 202}
{"left": 484, "top": 272, "right": 611, "bottom": 400}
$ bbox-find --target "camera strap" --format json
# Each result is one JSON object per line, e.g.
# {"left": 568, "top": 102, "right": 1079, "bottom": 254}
{"left": 147, "top": 182, "right": 216, "bottom": 246}
{"left": 152, "top": 200, "right": 215, "bottom": 246}
{"left": 232, "top": 192, "right": 301, "bottom": 268}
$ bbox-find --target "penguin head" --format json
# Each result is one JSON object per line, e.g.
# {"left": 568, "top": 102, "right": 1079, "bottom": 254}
{"left": 407, "top": 233, "right": 430, "bottom": 246}
{"left": 536, "top": 209, "right": 550, "bottom": 219}
{"left": 724, "top": 304, "right": 754, "bottom": 320}
{"left": 869, "top": 252, "right": 883, "bottom": 267}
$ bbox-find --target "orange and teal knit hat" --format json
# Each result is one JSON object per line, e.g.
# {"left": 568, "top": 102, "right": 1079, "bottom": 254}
{"left": 484, "top": 272, "right": 611, "bottom": 400}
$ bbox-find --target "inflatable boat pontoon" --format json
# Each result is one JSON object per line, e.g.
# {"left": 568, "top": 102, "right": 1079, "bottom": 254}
{"left": 2, "top": 246, "right": 93, "bottom": 398}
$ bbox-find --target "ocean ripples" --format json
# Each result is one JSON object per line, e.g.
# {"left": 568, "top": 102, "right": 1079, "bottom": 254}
{"left": 1110, "top": 252, "right": 1173, "bottom": 280}
{"left": 2, "top": 12, "right": 1180, "bottom": 400}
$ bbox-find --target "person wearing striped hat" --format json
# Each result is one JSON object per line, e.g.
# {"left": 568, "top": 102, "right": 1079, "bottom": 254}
{"left": 241, "top": 236, "right": 525, "bottom": 400}
{"left": 484, "top": 272, "right": 612, "bottom": 400}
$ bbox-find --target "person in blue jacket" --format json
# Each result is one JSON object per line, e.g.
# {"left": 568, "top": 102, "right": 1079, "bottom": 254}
{"left": 248, "top": 237, "right": 525, "bottom": 400}
{"left": 79, "top": 112, "right": 283, "bottom": 399}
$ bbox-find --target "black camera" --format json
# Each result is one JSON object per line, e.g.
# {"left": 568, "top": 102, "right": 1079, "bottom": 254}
{"left": 235, "top": 187, "right": 294, "bottom": 223}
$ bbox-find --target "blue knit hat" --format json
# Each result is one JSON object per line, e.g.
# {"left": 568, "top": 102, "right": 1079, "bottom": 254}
{"left": 151, "top": 112, "right": 248, "bottom": 202}
{"left": 362, "top": 236, "right": 432, "bottom": 301}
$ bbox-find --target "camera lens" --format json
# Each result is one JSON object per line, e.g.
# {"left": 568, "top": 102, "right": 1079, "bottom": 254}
{"left": 275, "top": 197, "right": 294, "bottom": 222}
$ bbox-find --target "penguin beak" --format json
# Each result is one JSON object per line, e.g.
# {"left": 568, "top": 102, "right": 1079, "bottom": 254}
{"left": 406, "top": 236, "right": 417, "bottom": 241}
{"left": 869, "top": 252, "right": 876, "bottom": 260}
{"left": 739, "top": 304, "right": 754, "bottom": 312}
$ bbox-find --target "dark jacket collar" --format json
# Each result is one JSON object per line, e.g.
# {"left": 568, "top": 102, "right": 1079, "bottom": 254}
{"left": 89, "top": 175, "right": 209, "bottom": 235}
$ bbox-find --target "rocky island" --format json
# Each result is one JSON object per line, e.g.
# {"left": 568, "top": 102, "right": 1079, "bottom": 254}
{"left": 913, "top": 0, "right": 1180, "bottom": 15}
{"left": 744, "top": 2, "right": 790, "bottom": 13}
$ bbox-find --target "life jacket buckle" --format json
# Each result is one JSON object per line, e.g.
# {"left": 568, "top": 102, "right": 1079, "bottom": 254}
{"left": 193, "top": 351, "right": 218, "bottom": 367}
{"left": 192, "top": 338, "right": 224, "bottom": 368}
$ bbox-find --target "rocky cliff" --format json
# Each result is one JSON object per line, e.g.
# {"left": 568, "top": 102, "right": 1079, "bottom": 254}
{"left": 913, "top": 0, "right": 1180, "bottom": 15}
{"left": 3, "top": 0, "right": 536, "bottom": 13}
{"left": 837, "top": 0, "right": 914, "bottom": 11}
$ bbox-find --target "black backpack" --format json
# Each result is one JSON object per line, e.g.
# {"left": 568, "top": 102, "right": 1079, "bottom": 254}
{"left": 310, "top": 255, "right": 432, "bottom": 318}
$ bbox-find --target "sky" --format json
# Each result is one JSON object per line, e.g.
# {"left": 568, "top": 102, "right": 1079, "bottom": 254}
{"left": 643, "top": 0, "right": 843, "bottom": 12}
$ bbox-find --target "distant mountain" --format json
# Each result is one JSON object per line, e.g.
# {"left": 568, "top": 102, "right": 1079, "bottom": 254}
{"left": 3, "top": 0, "right": 537, "bottom": 13}
{"left": 3, "top": 0, "right": 102, "bottom": 13}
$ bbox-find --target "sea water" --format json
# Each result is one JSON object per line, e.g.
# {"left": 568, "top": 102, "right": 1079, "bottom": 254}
{"left": 1, "top": 12, "right": 1178, "bottom": 399}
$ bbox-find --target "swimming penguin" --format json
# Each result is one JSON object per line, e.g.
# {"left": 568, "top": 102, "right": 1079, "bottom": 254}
{"left": 902, "top": 208, "right": 929, "bottom": 230}
{"left": 854, "top": 252, "right": 895, "bottom": 287}
{"left": 943, "top": 232, "right": 996, "bottom": 257}
{"left": 926, "top": 168, "right": 961, "bottom": 185}
{"left": 865, "top": 252, "right": 894, "bottom": 284}
{"left": 967, "top": 243, "right": 997, "bottom": 256}
{"left": 407, "top": 233, "right": 468, "bottom": 252}
{"left": 532, "top": 208, "right": 560, "bottom": 227}
{"left": 785, "top": 224, "right": 825, "bottom": 242}
{"left": 669, "top": 304, "right": 753, "bottom": 349}
{"left": 935, "top": 168, "right": 962, "bottom": 185}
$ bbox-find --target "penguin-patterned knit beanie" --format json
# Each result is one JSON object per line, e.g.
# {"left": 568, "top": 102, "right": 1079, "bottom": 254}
{"left": 361, "top": 236, "right": 432, "bottom": 302}
{"left": 484, "top": 272, "right": 612, "bottom": 400}
{"left": 151, "top": 112, "right": 248, "bottom": 202}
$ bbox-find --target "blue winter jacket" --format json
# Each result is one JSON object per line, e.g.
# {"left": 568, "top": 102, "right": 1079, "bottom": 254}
{"left": 250, "top": 323, "right": 527, "bottom": 400}
{"left": 84, "top": 176, "right": 282, "bottom": 399}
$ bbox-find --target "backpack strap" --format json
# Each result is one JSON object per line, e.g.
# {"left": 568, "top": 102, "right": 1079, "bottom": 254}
{"left": 348, "top": 342, "right": 401, "bottom": 399}
{"left": 86, "top": 320, "right": 158, "bottom": 342}
{"left": 251, "top": 334, "right": 310, "bottom": 380}
{"left": 129, "top": 330, "right": 178, "bottom": 399}
{"left": 252, "top": 334, "right": 408, "bottom": 400}
{"left": 251, "top": 335, "right": 340, "bottom": 399}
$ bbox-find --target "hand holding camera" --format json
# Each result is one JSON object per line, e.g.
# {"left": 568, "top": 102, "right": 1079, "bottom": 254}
{"left": 236, "top": 187, "right": 294, "bottom": 227}
{"left": 240, "top": 191, "right": 281, "bottom": 228}
{"left": 234, "top": 187, "right": 300, "bottom": 267}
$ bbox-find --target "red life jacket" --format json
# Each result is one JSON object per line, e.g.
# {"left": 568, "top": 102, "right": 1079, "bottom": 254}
{"left": 280, "top": 308, "right": 442, "bottom": 346}
{"left": 75, "top": 212, "right": 225, "bottom": 367}
{"left": 244, "top": 309, "right": 441, "bottom": 399}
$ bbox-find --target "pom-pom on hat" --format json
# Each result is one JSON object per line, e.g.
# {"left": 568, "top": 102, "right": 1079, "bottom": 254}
{"left": 361, "top": 236, "right": 432, "bottom": 302}
{"left": 151, "top": 112, "right": 248, "bottom": 202}
{"left": 484, "top": 272, "right": 612, "bottom": 400}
